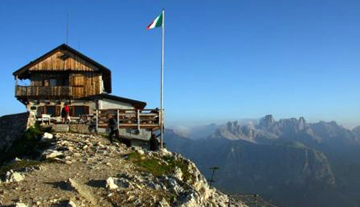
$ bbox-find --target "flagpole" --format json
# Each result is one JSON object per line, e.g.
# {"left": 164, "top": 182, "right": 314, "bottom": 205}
{"left": 160, "top": 9, "right": 165, "bottom": 149}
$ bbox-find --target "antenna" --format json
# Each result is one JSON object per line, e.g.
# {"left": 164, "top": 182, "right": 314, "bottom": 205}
{"left": 208, "top": 166, "right": 219, "bottom": 187}
{"left": 66, "top": 13, "right": 69, "bottom": 44}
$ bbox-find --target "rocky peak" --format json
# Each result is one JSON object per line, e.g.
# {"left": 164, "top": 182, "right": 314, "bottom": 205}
{"left": 259, "top": 114, "right": 275, "bottom": 129}
{"left": 226, "top": 121, "right": 240, "bottom": 134}
{"left": 352, "top": 126, "right": 360, "bottom": 143}
{"left": 298, "top": 117, "right": 306, "bottom": 131}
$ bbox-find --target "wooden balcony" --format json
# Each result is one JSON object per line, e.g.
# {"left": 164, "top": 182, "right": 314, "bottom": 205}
{"left": 15, "top": 85, "right": 78, "bottom": 98}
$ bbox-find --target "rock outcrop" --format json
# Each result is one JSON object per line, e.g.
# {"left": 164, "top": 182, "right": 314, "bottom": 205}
{"left": 0, "top": 132, "right": 247, "bottom": 207}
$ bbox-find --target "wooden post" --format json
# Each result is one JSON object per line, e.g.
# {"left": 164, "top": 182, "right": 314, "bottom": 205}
{"left": 95, "top": 110, "right": 99, "bottom": 132}
{"left": 15, "top": 76, "right": 18, "bottom": 95}
{"left": 117, "top": 109, "right": 119, "bottom": 130}
{"left": 137, "top": 109, "right": 140, "bottom": 133}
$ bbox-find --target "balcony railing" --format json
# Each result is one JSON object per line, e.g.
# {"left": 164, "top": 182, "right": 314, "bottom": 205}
{"left": 15, "top": 86, "right": 75, "bottom": 98}
{"left": 97, "top": 109, "right": 162, "bottom": 130}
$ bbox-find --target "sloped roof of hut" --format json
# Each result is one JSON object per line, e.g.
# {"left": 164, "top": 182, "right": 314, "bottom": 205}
{"left": 13, "top": 44, "right": 112, "bottom": 93}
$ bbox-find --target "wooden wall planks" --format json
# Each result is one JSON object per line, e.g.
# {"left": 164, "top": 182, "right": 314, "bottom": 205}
{"left": 29, "top": 50, "right": 99, "bottom": 72}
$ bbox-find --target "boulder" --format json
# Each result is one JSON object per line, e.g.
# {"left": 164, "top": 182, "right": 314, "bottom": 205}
{"left": 67, "top": 200, "right": 77, "bottom": 207}
{"left": 15, "top": 203, "right": 28, "bottom": 207}
{"left": 42, "top": 132, "right": 54, "bottom": 140}
{"left": 106, "top": 177, "right": 118, "bottom": 190}
{"left": 173, "top": 167, "right": 183, "bottom": 180}
{"left": 136, "top": 149, "right": 145, "bottom": 155}
{"left": 45, "top": 150, "right": 64, "bottom": 159}
{"left": 159, "top": 148, "right": 172, "bottom": 156}
{"left": 6, "top": 171, "right": 24, "bottom": 183}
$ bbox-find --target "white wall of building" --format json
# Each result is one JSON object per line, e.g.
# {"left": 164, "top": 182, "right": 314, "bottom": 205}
{"left": 99, "top": 99, "right": 134, "bottom": 110}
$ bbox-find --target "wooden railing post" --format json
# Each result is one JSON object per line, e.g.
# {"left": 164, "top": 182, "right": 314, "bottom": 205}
{"left": 95, "top": 110, "right": 99, "bottom": 132}
{"left": 117, "top": 109, "right": 119, "bottom": 130}
{"left": 15, "top": 76, "right": 18, "bottom": 96}
{"left": 137, "top": 109, "right": 140, "bottom": 133}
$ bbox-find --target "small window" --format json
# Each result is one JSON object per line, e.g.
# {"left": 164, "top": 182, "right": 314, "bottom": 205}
{"left": 45, "top": 106, "right": 56, "bottom": 116}
{"left": 50, "top": 79, "right": 57, "bottom": 86}
{"left": 69, "top": 106, "right": 89, "bottom": 117}
{"left": 36, "top": 107, "right": 44, "bottom": 116}
{"left": 74, "top": 106, "right": 85, "bottom": 117}
{"left": 63, "top": 78, "right": 69, "bottom": 86}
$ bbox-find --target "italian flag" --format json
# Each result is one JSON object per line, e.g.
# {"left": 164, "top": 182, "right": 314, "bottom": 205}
{"left": 147, "top": 12, "right": 163, "bottom": 30}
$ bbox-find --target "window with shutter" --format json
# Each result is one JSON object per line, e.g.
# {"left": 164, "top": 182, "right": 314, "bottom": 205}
{"left": 56, "top": 106, "right": 61, "bottom": 116}
{"left": 84, "top": 106, "right": 90, "bottom": 114}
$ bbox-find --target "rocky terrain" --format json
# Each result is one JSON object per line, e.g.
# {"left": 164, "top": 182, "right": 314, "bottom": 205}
{"left": 0, "top": 132, "right": 248, "bottom": 207}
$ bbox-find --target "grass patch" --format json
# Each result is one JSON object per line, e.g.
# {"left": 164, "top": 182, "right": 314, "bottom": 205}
{"left": 127, "top": 152, "right": 192, "bottom": 181}
{"left": 99, "top": 133, "right": 110, "bottom": 139}
{"left": 0, "top": 160, "right": 41, "bottom": 176}
{"left": 22, "top": 126, "right": 43, "bottom": 140}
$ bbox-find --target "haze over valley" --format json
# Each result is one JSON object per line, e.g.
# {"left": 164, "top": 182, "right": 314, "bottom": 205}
{"left": 166, "top": 115, "right": 360, "bottom": 207}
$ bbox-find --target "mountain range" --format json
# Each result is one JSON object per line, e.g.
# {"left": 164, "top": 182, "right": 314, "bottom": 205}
{"left": 165, "top": 115, "right": 360, "bottom": 207}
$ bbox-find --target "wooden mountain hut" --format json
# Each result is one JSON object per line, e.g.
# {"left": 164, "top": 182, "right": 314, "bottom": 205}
{"left": 13, "top": 44, "right": 160, "bottom": 147}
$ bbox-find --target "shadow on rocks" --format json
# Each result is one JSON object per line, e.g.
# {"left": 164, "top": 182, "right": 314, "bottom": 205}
{"left": 51, "top": 200, "right": 72, "bottom": 207}
{"left": 86, "top": 179, "right": 106, "bottom": 188}
{"left": 44, "top": 181, "right": 73, "bottom": 191}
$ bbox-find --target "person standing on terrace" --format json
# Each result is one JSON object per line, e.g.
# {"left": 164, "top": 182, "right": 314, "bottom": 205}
{"left": 61, "top": 103, "right": 70, "bottom": 124}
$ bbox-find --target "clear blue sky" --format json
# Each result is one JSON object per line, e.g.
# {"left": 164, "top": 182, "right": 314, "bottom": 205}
{"left": 0, "top": 0, "right": 359, "bottom": 128}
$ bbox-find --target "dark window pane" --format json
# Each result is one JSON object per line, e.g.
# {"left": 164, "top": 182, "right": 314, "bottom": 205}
{"left": 63, "top": 78, "right": 69, "bottom": 86}
{"left": 74, "top": 106, "right": 85, "bottom": 117}
{"left": 36, "top": 107, "right": 43, "bottom": 116}
{"left": 46, "top": 106, "right": 56, "bottom": 116}
{"left": 50, "top": 79, "right": 57, "bottom": 86}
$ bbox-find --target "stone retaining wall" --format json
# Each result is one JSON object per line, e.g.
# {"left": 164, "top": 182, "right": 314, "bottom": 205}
{"left": 0, "top": 112, "right": 29, "bottom": 152}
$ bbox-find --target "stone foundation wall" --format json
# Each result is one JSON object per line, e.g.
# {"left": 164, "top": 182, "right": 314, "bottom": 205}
{"left": 52, "top": 124, "right": 91, "bottom": 134}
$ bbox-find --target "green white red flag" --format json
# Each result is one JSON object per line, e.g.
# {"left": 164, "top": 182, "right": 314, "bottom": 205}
{"left": 147, "top": 12, "right": 164, "bottom": 30}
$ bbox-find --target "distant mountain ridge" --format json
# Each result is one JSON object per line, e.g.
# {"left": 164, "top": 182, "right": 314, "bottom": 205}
{"left": 165, "top": 115, "right": 360, "bottom": 207}
{"left": 210, "top": 115, "right": 359, "bottom": 146}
